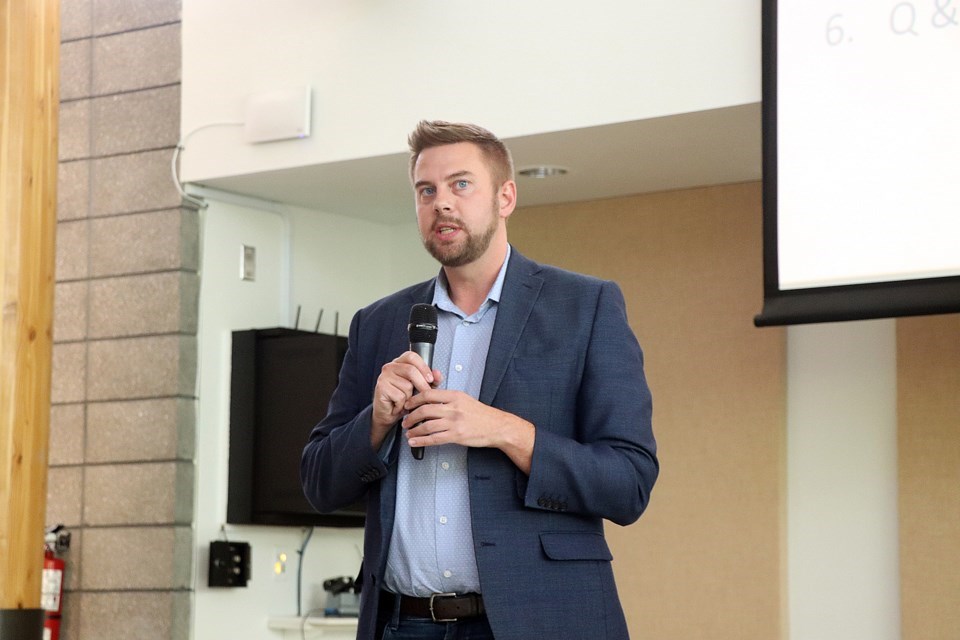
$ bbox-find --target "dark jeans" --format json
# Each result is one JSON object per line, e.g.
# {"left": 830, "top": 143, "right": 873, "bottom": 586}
{"left": 380, "top": 593, "right": 495, "bottom": 640}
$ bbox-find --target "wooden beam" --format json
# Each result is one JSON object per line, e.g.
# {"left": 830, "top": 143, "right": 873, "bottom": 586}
{"left": 0, "top": 0, "right": 60, "bottom": 635}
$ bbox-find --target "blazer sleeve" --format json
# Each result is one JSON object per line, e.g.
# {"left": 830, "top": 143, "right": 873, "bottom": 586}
{"left": 521, "top": 280, "right": 658, "bottom": 526}
{"left": 300, "top": 307, "right": 390, "bottom": 513}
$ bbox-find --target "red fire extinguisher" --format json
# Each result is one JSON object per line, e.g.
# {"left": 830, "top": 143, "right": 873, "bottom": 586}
{"left": 42, "top": 525, "right": 70, "bottom": 640}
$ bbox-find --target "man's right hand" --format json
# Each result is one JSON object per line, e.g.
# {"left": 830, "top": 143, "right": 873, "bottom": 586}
{"left": 370, "top": 351, "right": 442, "bottom": 449}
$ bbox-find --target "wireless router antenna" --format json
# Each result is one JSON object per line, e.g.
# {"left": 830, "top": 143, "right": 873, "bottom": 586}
{"left": 314, "top": 309, "right": 323, "bottom": 333}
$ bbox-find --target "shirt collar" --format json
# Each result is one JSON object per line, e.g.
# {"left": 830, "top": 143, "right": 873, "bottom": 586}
{"left": 432, "top": 245, "right": 512, "bottom": 318}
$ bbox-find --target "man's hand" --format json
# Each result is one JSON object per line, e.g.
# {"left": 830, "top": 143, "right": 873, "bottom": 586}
{"left": 402, "top": 389, "right": 536, "bottom": 474}
{"left": 370, "top": 351, "right": 442, "bottom": 449}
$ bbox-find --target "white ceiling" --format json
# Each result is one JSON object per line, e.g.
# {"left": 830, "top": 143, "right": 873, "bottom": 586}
{"left": 195, "top": 103, "right": 762, "bottom": 223}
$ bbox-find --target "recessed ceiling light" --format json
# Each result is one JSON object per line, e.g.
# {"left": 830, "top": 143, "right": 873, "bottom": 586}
{"left": 517, "top": 165, "right": 569, "bottom": 179}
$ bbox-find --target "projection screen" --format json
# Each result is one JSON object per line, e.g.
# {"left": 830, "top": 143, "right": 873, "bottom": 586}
{"left": 755, "top": 0, "right": 960, "bottom": 326}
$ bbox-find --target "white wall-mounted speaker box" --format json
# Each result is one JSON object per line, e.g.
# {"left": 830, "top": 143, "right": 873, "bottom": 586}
{"left": 243, "top": 86, "right": 312, "bottom": 144}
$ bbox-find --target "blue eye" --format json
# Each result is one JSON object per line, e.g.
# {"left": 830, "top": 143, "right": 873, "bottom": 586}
{"left": 455, "top": 180, "right": 469, "bottom": 189}
{"left": 420, "top": 186, "right": 436, "bottom": 197}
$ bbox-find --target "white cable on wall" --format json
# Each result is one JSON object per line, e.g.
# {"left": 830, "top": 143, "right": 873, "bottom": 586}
{"left": 172, "top": 121, "right": 244, "bottom": 210}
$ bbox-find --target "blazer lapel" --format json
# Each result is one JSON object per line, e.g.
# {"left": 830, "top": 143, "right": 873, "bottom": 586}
{"left": 479, "top": 249, "right": 543, "bottom": 406}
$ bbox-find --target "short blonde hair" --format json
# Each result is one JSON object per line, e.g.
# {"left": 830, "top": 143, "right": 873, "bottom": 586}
{"left": 408, "top": 120, "right": 515, "bottom": 187}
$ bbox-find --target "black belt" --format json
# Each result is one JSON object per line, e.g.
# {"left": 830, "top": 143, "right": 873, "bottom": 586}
{"left": 397, "top": 592, "right": 485, "bottom": 622}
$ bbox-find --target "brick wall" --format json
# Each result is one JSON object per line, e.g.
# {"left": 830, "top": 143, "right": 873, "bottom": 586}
{"left": 49, "top": 1, "right": 196, "bottom": 639}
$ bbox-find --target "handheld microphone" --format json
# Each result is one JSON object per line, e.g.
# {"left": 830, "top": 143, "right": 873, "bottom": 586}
{"left": 408, "top": 303, "right": 438, "bottom": 460}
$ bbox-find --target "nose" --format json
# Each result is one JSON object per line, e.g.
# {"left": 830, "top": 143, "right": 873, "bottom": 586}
{"left": 434, "top": 193, "right": 452, "bottom": 213}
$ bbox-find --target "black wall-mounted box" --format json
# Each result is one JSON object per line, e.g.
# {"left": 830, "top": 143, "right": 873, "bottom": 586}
{"left": 208, "top": 540, "right": 251, "bottom": 587}
{"left": 227, "top": 328, "right": 364, "bottom": 528}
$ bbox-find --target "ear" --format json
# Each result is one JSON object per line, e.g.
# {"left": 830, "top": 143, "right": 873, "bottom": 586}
{"left": 497, "top": 180, "right": 517, "bottom": 220}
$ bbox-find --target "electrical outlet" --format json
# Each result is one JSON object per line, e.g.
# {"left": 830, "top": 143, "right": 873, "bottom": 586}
{"left": 241, "top": 244, "right": 256, "bottom": 281}
{"left": 273, "top": 548, "right": 289, "bottom": 581}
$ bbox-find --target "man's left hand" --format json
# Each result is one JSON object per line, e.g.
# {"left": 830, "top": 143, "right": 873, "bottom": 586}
{"left": 402, "top": 389, "right": 535, "bottom": 474}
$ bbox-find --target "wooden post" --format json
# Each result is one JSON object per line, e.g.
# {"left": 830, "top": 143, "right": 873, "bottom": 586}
{"left": 0, "top": 0, "right": 60, "bottom": 638}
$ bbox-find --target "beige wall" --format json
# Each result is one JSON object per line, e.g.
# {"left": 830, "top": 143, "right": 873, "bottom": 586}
{"left": 897, "top": 314, "right": 960, "bottom": 640}
{"left": 509, "top": 182, "right": 787, "bottom": 638}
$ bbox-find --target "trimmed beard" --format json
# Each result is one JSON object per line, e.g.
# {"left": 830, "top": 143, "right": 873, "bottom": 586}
{"left": 422, "top": 196, "right": 499, "bottom": 267}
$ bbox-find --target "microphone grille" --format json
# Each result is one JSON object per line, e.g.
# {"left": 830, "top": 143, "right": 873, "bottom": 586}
{"left": 408, "top": 303, "right": 438, "bottom": 344}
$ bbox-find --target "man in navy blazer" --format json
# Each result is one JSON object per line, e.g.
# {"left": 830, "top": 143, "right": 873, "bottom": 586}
{"left": 302, "top": 121, "right": 658, "bottom": 639}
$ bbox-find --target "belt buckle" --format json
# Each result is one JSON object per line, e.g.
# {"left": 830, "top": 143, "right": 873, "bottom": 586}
{"left": 429, "top": 592, "right": 458, "bottom": 622}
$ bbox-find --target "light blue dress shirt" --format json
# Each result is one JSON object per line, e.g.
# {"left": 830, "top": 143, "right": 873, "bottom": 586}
{"left": 383, "top": 247, "right": 511, "bottom": 597}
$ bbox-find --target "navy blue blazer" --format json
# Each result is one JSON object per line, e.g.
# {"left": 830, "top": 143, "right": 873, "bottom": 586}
{"left": 301, "top": 248, "right": 657, "bottom": 639}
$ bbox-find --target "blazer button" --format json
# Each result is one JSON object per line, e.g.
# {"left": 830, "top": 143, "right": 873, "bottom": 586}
{"left": 537, "top": 497, "right": 547, "bottom": 507}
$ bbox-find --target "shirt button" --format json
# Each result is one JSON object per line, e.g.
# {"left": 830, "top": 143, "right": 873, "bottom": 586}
{"left": 462, "top": 320, "right": 469, "bottom": 327}
{"left": 454, "top": 364, "right": 463, "bottom": 372}
{"left": 439, "top": 516, "right": 448, "bottom": 524}
{"left": 443, "top": 570, "right": 452, "bottom": 578}
{"left": 441, "top": 462, "right": 450, "bottom": 470}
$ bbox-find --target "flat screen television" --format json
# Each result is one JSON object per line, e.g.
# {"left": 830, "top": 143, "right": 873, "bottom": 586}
{"left": 227, "top": 327, "right": 364, "bottom": 527}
